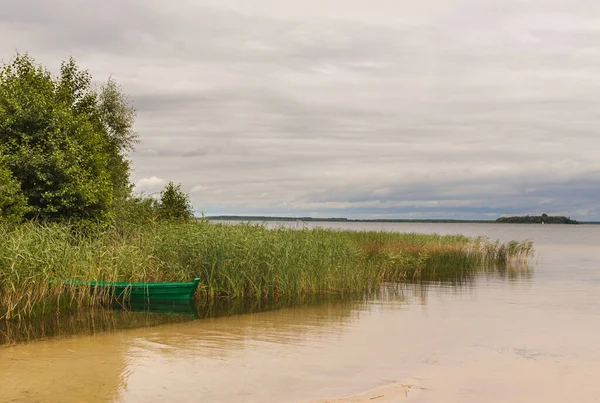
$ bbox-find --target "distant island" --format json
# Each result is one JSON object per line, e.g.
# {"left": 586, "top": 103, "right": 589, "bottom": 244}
{"left": 207, "top": 214, "right": 585, "bottom": 224}
{"left": 495, "top": 214, "right": 580, "bottom": 224}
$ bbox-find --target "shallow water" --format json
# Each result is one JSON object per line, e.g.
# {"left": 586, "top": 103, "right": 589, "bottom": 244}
{"left": 1, "top": 223, "right": 599, "bottom": 402}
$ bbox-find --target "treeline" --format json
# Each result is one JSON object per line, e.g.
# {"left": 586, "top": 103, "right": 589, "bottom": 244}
{"left": 495, "top": 214, "right": 579, "bottom": 224}
{"left": 208, "top": 216, "right": 349, "bottom": 222}
{"left": 210, "top": 215, "right": 588, "bottom": 225}
{"left": 0, "top": 53, "right": 193, "bottom": 226}
{"left": 207, "top": 216, "right": 494, "bottom": 223}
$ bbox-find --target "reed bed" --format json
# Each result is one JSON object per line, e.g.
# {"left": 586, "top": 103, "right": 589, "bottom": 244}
{"left": 0, "top": 221, "right": 533, "bottom": 320}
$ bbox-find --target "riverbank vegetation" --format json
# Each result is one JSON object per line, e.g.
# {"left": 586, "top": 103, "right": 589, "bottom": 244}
{"left": 0, "top": 221, "right": 533, "bottom": 320}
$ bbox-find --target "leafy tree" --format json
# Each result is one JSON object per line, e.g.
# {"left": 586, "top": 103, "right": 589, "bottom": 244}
{"left": 98, "top": 78, "right": 138, "bottom": 200}
{"left": 0, "top": 154, "right": 30, "bottom": 222}
{"left": 0, "top": 53, "right": 137, "bottom": 223}
{"left": 158, "top": 182, "right": 194, "bottom": 221}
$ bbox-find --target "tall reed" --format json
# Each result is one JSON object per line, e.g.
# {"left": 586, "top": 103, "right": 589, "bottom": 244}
{"left": 0, "top": 221, "right": 533, "bottom": 320}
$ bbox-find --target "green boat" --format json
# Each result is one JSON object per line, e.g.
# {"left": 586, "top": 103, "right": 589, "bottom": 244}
{"left": 64, "top": 278, "right": 201, "bottom": 304}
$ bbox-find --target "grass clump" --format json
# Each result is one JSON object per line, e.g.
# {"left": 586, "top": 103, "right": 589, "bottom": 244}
{"left": 0, "top": 221, "right": 533, "bottom": 320}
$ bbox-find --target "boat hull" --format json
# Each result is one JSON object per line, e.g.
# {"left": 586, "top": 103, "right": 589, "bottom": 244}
{"left": 66, "top": 278, "right": 200, "bottom": 303}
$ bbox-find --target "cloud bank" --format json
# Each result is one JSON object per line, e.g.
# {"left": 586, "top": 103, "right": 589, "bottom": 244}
{"left": 2, "top": 0, "right": 599, "bottom": 219}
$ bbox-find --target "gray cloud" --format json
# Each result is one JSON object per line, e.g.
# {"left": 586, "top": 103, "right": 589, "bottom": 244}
{"left": 2, "top": 0, "right": 600, "bottom": 220}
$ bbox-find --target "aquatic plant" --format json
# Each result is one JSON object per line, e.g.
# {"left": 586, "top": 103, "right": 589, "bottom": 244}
{"left": 0, "top": 221, "right": 533, "bottom": 320}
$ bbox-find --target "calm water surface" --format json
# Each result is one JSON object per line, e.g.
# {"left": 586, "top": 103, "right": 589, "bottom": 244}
{"left": 1, "top": 223, "right": 599, "bottom": 402}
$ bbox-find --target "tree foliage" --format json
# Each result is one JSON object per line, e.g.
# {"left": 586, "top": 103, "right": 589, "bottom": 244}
{"left": 158, "top": 182, "right": 194, "bottom": 221}
{"left": 0, "top": 153, "right": 30, "bottom": 222}
{"left": 0, "top": 53, "right": 137, "bottom": 223}
{"left": 98, "top": 78, "right": 138, "bottom": 200}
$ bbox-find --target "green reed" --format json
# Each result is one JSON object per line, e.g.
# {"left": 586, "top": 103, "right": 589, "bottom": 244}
{"left": 0, "top": 221, "right": 534, "bottom": 320}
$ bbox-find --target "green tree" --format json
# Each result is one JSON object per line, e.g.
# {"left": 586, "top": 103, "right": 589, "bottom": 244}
{"left": 0, "top": 154, "right": 30, "bottom": 222}
{"left": 158, "top": 182, "right": 194, "bottom": 221}
{"left": 0, "top": 53, "right": 137, "bottom": 223}
{"left": 98, "top": 78, "right": 138, "bottom": 200}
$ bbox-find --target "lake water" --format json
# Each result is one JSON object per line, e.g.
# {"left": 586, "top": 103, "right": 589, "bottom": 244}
{"left": 1, "top": 223, "right": 599, "bottom": 402}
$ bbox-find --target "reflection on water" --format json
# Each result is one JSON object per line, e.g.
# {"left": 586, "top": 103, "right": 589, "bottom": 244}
{"left": 0, "top": 262, "right": 533, "bottom": 346}
{"left": 0, "top": 304, "right": 196, "bottom": 346}
{"left": 0, "top": 295, "right": 364, "bottom": 346}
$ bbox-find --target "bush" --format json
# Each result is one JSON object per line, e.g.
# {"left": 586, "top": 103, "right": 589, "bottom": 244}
{"left": 158, "top": 182, "right": 194, "bottom": 221}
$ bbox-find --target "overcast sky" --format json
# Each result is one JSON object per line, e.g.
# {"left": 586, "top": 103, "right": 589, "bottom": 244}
{"left": 2, "top": 0, "right": 599, "bottom": 220}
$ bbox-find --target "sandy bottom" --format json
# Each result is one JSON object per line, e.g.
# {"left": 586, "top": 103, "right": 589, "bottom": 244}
{"left": 307, "top": 381, "right": 424, "bottom": 403}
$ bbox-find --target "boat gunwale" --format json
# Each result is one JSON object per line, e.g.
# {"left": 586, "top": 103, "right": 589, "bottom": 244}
{"left": 64, "top": 278, "right": 201, "bottom": 289}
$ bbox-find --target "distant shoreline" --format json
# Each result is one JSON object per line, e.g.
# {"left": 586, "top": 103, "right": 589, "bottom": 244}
{"left": 205, "top": 216, "right": 599, "bottom": 224}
